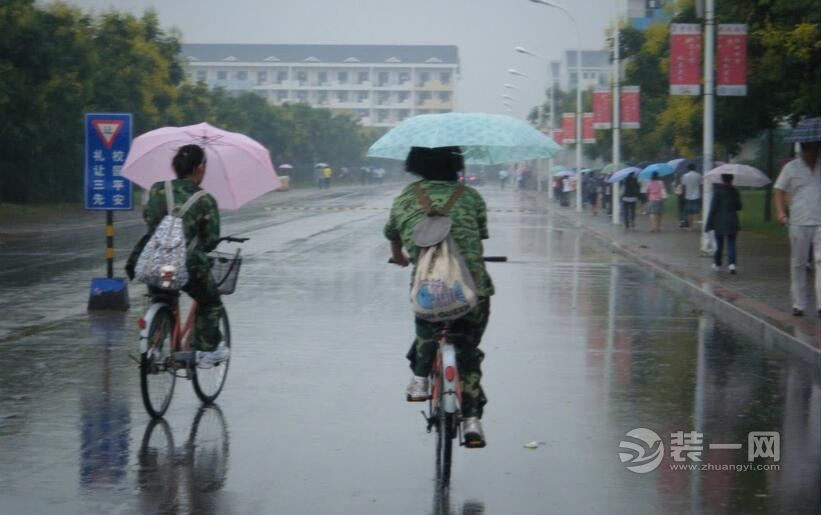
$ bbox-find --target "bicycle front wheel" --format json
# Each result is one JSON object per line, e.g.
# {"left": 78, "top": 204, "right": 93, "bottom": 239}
{"left": 140, "top": 306, "right": 177, "bottom": 418}
{"left": 192, "top": 307, "right": 231, "bottom": 404}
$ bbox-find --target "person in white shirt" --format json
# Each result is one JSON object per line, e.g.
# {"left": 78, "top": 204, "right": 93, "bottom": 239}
{"left": 774, "top": 140, "right": 821, "bottom": 317}
{"left": 681, "top": 164, "right": 702, "bottom": 230}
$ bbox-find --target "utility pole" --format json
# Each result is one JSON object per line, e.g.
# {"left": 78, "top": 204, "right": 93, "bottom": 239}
{"left": 700, "top": 0, "right": 715, "bottom": 254}
{"left": 611, "top": 4, "right": 622, "bottom": 225}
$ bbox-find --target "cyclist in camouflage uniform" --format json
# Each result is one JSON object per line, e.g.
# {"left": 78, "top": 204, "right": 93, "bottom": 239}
{"left": 384, "top": 146, "right": 494, "bottom": 447}
{"left": 127, "top": 144, "right": 224, "bottom": 361}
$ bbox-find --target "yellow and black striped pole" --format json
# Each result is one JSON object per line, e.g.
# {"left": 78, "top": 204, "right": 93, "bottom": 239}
{"left": 106, "top": 210, "right": 114, "bottom": 278}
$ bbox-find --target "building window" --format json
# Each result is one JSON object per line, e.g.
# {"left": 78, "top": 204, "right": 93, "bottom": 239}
{"left": 277, "top": 90, "right": 288, "bottom": 102}
{"left": 378, "top": 110, "right": 389, "bottom": 122}
{"left": 217, "top": 71, "right": 227, "bottom": 81}
{"left": 318, "top": 71, "right": 328, "bottom": 85}
{"left": 358, "top": 91, "right": 369, "bottom": 102}
{"left": 277, "top": 70, "right": 288, "bottom": 83}
{"left": 237, "top": 71, "right": 248, "bottom": 81}
{"left": 296, "top": 91, "right": 308, "bottom": 102}
{"left": 338, "top": 71, "right": 348, "bottom": 84}
{"left": 297, "top": 71, "right": 308, "bottom": 85}
{"left": 196, "top": 70, "right": 207, "bottom": 82}
{"left": 357, "top": 109, "right": 368, "bottom": 119}
{"left": 317, "top": 91, "right": 328, "bottom": 104}
{"left": 337, "top": 91, "right": 349, "bottom": 102}
{"left": 398, "top": 91, "right": 410, "bottom": 103}
{"left": 397, "top": 109, "right": 410, "bottom": 121}
{"left": 399, "top": 72, "right": 410, "bottom": 84}
{"left": 438, "top": 91, "right": 450, "bottom": 102}
{"left": 358, "top": 71, "right": 369, "bottom": 84}
{"left": 257, "top": 71, "right": 267, "bottom": 84}
{"left": 440, "top": 72, "right": 451, "bottom": 84}
{"left": 378, "top": 71, "right": 389, "bottom": 86}
{"left": 418, "top": 71, "right": 430, "bottom": 86}
{"left": 377, "top": 91, "right": 389, "bottom": 105}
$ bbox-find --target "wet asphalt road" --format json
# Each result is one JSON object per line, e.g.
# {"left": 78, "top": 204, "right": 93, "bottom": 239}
{"left": 0, "top": 184, "right": 818, "bottom": 515}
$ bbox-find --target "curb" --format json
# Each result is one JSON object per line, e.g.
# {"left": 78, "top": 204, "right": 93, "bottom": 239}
{"left": 539, "top": 198, "right": 820, "bottom": 364}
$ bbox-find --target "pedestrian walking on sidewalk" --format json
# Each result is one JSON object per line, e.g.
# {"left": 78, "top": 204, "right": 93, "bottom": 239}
{"left": 681, "top": 164, "right": 702, "bottom": 230}
{"left": 646, "top": 172, "right": 667, "bottom": 232}
{"left": 621, "top": 172, "right": 640, "bottom": 229}
{"left": 774, "top": 132, "right": 821, "bottom": 317}
{"left": 705, "top": 174, "right": 742, "bottom": 274}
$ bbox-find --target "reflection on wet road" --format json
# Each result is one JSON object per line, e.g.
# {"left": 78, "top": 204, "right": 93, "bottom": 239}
{"left": 0, "top": 186, "right": 818, "bottom": 514}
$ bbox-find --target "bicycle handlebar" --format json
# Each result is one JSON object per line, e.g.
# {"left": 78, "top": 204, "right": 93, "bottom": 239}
{"left": 218, "top": 236, "right": 249, "bottom": 244}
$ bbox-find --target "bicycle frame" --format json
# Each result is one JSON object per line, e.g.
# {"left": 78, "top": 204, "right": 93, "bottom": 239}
{"left": 139, "top": 296, "right": 199, "bottom": 368}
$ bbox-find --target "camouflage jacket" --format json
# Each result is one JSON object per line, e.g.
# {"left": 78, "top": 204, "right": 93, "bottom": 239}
{"left": 144, "top": 179, "right": 220, "bottom": 268}
{"left": 384, "top": 180, "right": 494, "bottom": 297}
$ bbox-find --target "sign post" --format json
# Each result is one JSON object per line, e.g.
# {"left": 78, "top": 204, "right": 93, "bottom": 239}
{"left": 85, "top": 113, "right": 133, "bottom": 311}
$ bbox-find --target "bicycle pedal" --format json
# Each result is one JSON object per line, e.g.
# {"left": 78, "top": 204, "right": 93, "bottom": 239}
{"left": 464, "top": 439, "right": 486, "bottom": 449}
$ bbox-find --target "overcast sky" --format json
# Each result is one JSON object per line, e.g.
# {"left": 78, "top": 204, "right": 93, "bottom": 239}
{"left": 58, "top": 0, "right": 621, "bottom": 120}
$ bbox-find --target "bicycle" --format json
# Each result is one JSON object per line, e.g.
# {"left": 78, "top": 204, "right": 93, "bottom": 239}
{"left": 391, "top": 255, "right": 506, "bottom": 488}
{"left": 136, "top": 236, "right": 247, "bottom": 418}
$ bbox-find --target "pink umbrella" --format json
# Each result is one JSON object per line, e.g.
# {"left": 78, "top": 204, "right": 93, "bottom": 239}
{"left": 704, "top": 163, "right": 771, "bottom": 188}
{"left": 122, "top": 122, "right": 280, "bottom": 210}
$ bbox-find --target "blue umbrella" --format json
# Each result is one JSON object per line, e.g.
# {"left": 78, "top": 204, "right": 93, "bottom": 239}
{"left": 638, "top": 162, "right": 675, "bottom": 181}
{"left": 607, "top": 166, "right": 641, "bottom": 183}
{"left": 551, "top": 165, "right": 570, "bottom": 173}
{"left": 367, "top": 112, "right": 561, "bottom": 165}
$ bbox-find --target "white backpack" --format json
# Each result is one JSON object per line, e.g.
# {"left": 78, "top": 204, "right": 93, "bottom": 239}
{"left": 135, "top": 181, "right": 207, "bottom": 290}
{"left": 410, "top": 183, "right": 478, "bottom": 322}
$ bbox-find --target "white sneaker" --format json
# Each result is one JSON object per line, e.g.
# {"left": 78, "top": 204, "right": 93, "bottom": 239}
{"left": 711, "top": 264, "right": 720, "bottom": 271}
{"left": 196, "top": 344, "right": 230, "bottom": 367}
{"left": 728, "top": 264, "right": 736, "bottom": 275}
{"left": 463, "top": 417, "right": 486, "bottom": 448}
{"left": 406, "top": 376, "right": 429, "bottom": 401}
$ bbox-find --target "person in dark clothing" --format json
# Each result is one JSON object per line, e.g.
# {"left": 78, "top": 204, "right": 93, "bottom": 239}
{"left": 705, "top": 174, "right": 742, "bottom": 274}
{"left": 621, "top": 172, "right": 640, "bottom": 229}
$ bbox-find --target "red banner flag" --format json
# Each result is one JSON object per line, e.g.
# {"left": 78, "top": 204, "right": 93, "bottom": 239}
{"left": 561, "top": 113, "right": 576, "bottom": 145}
{"left": 669, "top": 24, "right": 701, "bottom": 95}
{"left": 552, "top": 128, "right": 564, "bottom": 146}
{"left": 592, "top": 88, "right": 612, "bottom": 129}
{"left": 621, "top": 86, "right": 640, "bottom": 129}
{"left": 583, "top": 113, "right": 595, "bottom": 144}
{"left": 717, "top": 24, "right": 747, "bottom": 96}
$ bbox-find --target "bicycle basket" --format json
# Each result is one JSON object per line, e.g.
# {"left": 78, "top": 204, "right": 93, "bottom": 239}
{"left": 208, "top": 250, "right": 242, "bottom": 295}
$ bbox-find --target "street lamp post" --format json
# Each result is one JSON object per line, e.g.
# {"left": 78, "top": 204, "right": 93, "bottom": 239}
{"left": 529, "top": 0, "right": 583, "bottom": 212}
{"left": 514, "top": 45, "right": 554, "bottom": 195}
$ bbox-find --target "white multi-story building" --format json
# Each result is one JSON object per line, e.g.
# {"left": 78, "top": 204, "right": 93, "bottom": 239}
{"left": 180, "top": 44, "right": 459, "bottom": 128}
{"left": 559, "top": 50, "right": 612, "bottom": 92}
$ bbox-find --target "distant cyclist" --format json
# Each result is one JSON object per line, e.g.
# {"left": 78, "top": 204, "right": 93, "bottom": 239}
{"left": 384, "top": 146, "right": 494, "bottom": 447}
{"left": 126, "top": 144, "right": 227, "bottom": 365}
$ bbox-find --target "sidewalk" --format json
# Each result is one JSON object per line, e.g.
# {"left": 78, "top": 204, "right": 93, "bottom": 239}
{"left": 535, "top": 193, "right": 820, "bottom": 361}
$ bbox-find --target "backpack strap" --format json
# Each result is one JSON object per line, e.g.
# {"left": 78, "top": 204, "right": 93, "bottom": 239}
{"left": 414, "top": 182, "right": 466, "bottom": 217}
{"left": 164, "top": 181, "right": 175, "bottom": 216}
{"left": 178, "top": 190, "right": 208, "bottom": 217}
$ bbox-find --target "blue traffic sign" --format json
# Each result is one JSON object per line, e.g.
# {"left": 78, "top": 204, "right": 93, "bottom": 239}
{"left": 84, "top": 113, "right": 133, "bottom": 210}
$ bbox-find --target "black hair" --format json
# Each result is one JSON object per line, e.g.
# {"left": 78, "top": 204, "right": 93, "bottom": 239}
{"left": 721, "top": 173, "right": 734, "bottom": 184}
{"left": 172, "top": 144, "right": 206, "bottom": 178}
{"left": 404, "top": 146, "right": 464, "bottom": 181}
{"left": 651, "top": 171, "right": 660, "bottom": 180}
{"left": 687, "top": 163, "right": 696, "bottom": 171}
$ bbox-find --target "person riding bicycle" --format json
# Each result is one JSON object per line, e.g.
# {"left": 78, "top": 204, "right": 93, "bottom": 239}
{"left": 126, "top": 144, "right": 227, "bottom": 366}
{"left": 384, "top": 146, "right": 494, "bottom": 447}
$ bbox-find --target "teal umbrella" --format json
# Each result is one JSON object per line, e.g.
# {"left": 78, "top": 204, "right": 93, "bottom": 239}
{"left": 638, "top": 162, "right": 675, "bottom": 181}
{"left": 367, "top": 112, "right": 561, "bottom": 165}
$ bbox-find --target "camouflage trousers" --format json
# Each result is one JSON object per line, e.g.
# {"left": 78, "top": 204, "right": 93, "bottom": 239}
{"left": 151, "top": 261, "right": 222, "bottom": 352}
{"left": 407, "top": 297, "right": 490, "bottom": 418}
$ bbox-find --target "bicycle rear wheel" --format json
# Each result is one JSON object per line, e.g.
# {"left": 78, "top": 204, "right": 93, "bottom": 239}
{"left": 435, "top": 406, "right": 455, "bottom": 488}
{"left": 140, "top": 306, "right": 176, "bottom": 418}
{"left": 192, "top": 307, "right": 231, "bottom": 404}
